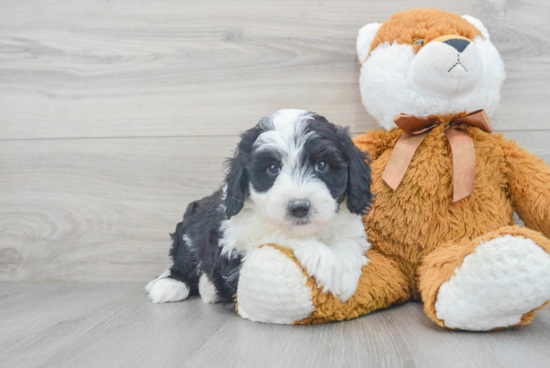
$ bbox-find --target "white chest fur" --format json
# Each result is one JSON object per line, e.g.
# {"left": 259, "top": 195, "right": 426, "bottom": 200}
{"left": 219, "top": 202, "right": 369, "bottom": 255}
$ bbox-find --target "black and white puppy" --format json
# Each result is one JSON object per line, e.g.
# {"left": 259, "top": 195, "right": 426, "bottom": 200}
{"left": 146, "top": 109, "right": 373, "bottom": 304}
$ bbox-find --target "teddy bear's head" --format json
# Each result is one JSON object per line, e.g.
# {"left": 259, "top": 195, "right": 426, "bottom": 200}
{"left": 357, "top": 9, "right": 505, "bottom": 130}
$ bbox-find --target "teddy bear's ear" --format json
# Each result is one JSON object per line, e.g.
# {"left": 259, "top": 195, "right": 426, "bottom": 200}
{"left": 462, "top": 15, "right": 490, "bottom": 40}
{"left": 357, "top": 23, "right": 382, "bottom": 64}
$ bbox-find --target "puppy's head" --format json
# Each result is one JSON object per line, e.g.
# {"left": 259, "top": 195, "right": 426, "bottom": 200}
{"left": 224, "top": 109, "right": 373, "bottom": 237}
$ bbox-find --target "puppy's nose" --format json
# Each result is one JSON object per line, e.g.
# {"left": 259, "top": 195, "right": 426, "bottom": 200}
{"left": 443, "top": 38, "right": 470, "bottom": 53}
{"left": 288, "top": 200, "right": 310, "bottom": 218}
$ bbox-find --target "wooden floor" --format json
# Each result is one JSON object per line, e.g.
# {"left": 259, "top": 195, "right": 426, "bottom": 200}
{"left": 1, "top": 0, "right": 550, "bottom": 367}
{"left": 1, "top": 282, "right": 550, "bottom": 368}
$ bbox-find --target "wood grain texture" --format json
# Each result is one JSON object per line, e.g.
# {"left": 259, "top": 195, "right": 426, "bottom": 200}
{"left": 0, "top": 131, "right": 548, "bottom": 282}
{"left": 1, "top": 1, "right": 550, "bottom": 366}
{"left": 1, "top": 282, "right": 550, "bottom": 368}
{"left": 0, "top": 136, "right": 237, "bottom": 281}
{"left": 0, "top": 0, "right": 549, "bottom": 140}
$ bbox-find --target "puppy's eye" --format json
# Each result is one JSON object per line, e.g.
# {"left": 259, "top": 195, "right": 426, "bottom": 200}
{"left": 315, "top": 161, "right": 328, "bottom": 173}
{"left": 267, "top": 164, "right": 281, "bottom": 176}
{"left": 413, "top": 39, "right": 425, "bottom": 46}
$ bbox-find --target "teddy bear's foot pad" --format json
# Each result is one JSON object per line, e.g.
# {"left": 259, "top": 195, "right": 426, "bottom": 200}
{"left": 435, "top": 234, "right": 550, "bottom": 331}
{"left": 237, "top": 246, "right": 315, "bottom": 324}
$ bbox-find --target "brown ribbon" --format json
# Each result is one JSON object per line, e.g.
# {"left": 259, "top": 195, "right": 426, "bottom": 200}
{"left": 382, "top": 110, "right": 493, "bottom": 202}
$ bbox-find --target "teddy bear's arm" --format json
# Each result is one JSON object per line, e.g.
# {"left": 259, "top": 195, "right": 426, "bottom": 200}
{"left": 352, "top": 129, "right": 392, "bottom": 160}
{"left": 500, "top": 135, "right": 550, "bottom": 237}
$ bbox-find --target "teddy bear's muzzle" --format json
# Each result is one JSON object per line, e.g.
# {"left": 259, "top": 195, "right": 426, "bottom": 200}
{"left": 408, "top": 34, "right": 484, "bottom": 100}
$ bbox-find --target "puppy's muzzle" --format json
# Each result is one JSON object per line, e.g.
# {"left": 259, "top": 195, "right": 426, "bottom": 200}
{"left": 288, "top": 200, "right": 310, "bottom": 218}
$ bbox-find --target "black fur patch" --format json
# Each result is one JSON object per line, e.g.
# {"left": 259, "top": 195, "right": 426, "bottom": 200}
{"left": 223, "top": 125, "right": 267, "bottom": 218}
{"left": 248, "top": 148, "right": 282, "bottom": 193}
{"left": 167, "top": 190, "right": 242, "bottom": 303}
{"left": 303, "top": 113, "right": 374, "bottom": 215}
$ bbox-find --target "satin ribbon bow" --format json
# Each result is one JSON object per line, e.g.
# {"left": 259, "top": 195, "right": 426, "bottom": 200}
{"left": 382, "top": 109, "right": 493, "bottom": 202}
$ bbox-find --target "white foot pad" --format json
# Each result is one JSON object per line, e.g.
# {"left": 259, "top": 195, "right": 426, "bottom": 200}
{"left": 436, "top": 234, "right": 550, "bottom": 331}
{"left": 146, "top": 270, "right": 190, "bottom": 304}
{"left": 237, "top": 246, "right": 315, "bottom": 324}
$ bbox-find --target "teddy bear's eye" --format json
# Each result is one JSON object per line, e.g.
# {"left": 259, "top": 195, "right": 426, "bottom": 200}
{"left": 413, "top": 39, "right": 425, "bottom": 46}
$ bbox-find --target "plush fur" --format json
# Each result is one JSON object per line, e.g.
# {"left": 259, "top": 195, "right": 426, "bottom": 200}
{"left": 357, "top": 9, "right": 504, "bottom": 130}
{"left": 237, "top": 245, "right": 316, "bottom": 324}
{"left": 147, "top": 109, "right": 374, "bottom": 305}
{"left": 236, "top": 9, "right": 550, "bottom": 329}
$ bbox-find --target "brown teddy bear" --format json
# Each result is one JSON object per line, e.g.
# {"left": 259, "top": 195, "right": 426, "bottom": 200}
{"left": 235, "top": 9, "right": 550, "bottom": 330}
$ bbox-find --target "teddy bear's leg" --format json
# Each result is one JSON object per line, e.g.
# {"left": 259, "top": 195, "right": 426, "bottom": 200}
{"left": 419, "top": 226, "right": 550, "bottom": 331}
{"left": 237, "top": 245, "right": 316, "bottom": 324}
{"left": 237, "top": 245, "right": 410, "bottom": 324}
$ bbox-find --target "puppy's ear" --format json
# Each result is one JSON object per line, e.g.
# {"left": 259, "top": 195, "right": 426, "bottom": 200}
{"left": 224, "top": 152, "right": 248, "bottom": 218}
{"left": 223, "top": 125, "right": 264, "bottom": 218}
{"left": 338, "top": 127, "right": 374, "bottom": 215}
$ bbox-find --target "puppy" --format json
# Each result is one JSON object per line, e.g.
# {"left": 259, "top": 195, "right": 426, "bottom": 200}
{"left": 146, "top": 109, "right": 373, "bottom": 305}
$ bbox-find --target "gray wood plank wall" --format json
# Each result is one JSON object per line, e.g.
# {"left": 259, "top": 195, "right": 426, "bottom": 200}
{"left": 1, "top": 0, "right": 549, "bottom": 282}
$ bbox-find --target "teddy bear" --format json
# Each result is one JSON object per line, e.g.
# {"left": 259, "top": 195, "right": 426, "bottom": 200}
{"left": 235, "top": 8, "right": 550, "bottom": 330}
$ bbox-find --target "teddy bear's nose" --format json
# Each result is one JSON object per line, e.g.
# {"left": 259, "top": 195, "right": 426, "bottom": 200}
{"left": 444, "top": 38, "right": 470, "bottom": 53}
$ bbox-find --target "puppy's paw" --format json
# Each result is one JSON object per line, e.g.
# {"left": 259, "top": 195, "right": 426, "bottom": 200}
{"left": 198, "top": 274, "right": 219, "bottom": 304}
{"left": 145, "top": 268, "right": 171, "bottom": 293}
{"left": 294, "top": 240, "right": 365, "bottom": 303}
{"left": 331, "top": 268, "right": 361, "bottom": 302}
{"left": 294, "top": 241, "right": 334, "bottom": 279}
{"left": 147, "top": 278, "right": 190, "bottom": 303}
{"left": 294, "top": 241, "right": 353, "bottom": 301}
